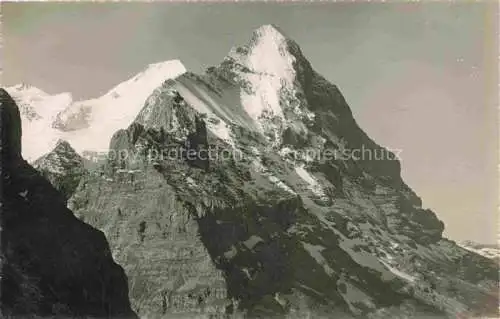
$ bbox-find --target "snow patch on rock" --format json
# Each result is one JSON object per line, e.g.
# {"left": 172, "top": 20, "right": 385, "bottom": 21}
{"left": 174, "top": 82, "right": 236, "bottom": 146}
{"left": 294, "top": 165, "right": 327, "bottom": 199}
{"left": 379, "top": 260, "right": 416, "bottom": 283}
{"left": 232, "top": 25, "right": 297, "bottom": 122}
{"left": 252, "top": 158, "right": 296, "bottom": 195}
{"left": 301, "top": 242, "right": 334, "bottom": 276}
{"left": 337, "top": 276, "right": 375, "bottom": 315}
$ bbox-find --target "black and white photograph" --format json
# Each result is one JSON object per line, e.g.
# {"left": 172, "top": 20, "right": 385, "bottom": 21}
{"left": 1, "top": 2, "right": 498, "bottom": 318}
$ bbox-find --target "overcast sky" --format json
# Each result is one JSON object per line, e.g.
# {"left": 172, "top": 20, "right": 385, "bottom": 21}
{"left": 2, "top": 2, "right": 498, "bottom": 244}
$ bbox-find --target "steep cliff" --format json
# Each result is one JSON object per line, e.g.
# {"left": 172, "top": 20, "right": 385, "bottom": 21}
{"left": 0, "top": 89, "right": 137, "bottom": 318}
{"left": 68, "top": 25, "right": 498, "bottom": 318}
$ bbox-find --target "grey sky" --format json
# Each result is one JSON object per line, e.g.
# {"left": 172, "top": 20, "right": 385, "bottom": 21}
{"left": 2, "top": 2, "right": 498, "bottom": 244}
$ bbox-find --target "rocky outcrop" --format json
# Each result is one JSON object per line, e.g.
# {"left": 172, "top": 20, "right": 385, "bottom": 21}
{"left": 0, "top": 89, "right": 137, "bottom": 318}
{"left": 69, "top": 25, "right": 498, "bottom": 318}
{"left": 69, "top": 93, "right": 229, "bottom": 317}
{"left": 33, "top": 139, "right": 87, "bottom": 201}
{"left": 70, "top": 165, "right": 233, "bottom": 317}
{"left": 52, "top": 103, "right": 92, "bottom": 131}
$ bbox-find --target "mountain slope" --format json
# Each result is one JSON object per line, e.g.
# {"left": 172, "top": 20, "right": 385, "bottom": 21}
{"left": 0, "top": 89, "right": 137, "bottom": 317}
{"left": 459, "top": 241, "right": 500, "bottom": 263}
{"left": 6, "top": 60, "right": 186, "bottom": 161}
{"left": 68, "top": 25, "right": 498, "bottom": 318}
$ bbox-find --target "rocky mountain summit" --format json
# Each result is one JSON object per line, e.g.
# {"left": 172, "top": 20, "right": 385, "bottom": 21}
{"left": 62, "top": 25, "right": 499, "bottom": 318}
{"left": 32, "top": 139, "right": 87, "bottom": 201}
{"left": 0, "top": 89, "right": 137, "bottom": 317}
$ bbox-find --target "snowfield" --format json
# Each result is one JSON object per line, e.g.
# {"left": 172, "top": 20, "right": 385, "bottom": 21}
{"left": 6, "top": 60, "right": 186, "bottom": 161}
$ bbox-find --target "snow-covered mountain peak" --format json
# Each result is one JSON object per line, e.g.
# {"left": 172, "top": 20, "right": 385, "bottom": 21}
{"left": 221, "top": 25, "right": 314, "bottom": 146}
{"left": 253, "top": 24, "right": 287, "bottom": 37}
{"left": 5, "top": 85, "right": 75, "bottom": 161}
{"left": 250, "top": 24, "right": 298, "bottom": 54}
{"left": 9, "top": 25, "right": 498, "bottom": 318}
{"left": 227, "top": 24, "right": 299, "bottom": 80}
{"left": 147, "top": 59, "right": 186, "bottom": 73}
{"left": 9, "top": 82, "right": 44, "bottom": 93}
{"left": 8, "top": 59, "right": 187, "bottom": 162}
{"left": 7, "top": 83, "right": 51, "bottom": 105}
{"left": 103, "top": 59, "right": 186, "bottom": 99}
{"left": 6, "top": 83, "right": 73, "bottom": 118}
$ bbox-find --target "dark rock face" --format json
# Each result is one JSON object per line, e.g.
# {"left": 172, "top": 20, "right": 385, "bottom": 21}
{"left": 69, "top": 25, "right": 498, "bottom": 319}
{"left": 0, "top": 88, "right": 137, "bottom": 318}
{"left": 1, "top": 89, "right": 22, "bottom": 162}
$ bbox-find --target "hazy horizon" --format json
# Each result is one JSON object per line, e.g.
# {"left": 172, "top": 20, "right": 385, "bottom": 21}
{"left": 2, "top": 2, "right": 498, "bottom": 244}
